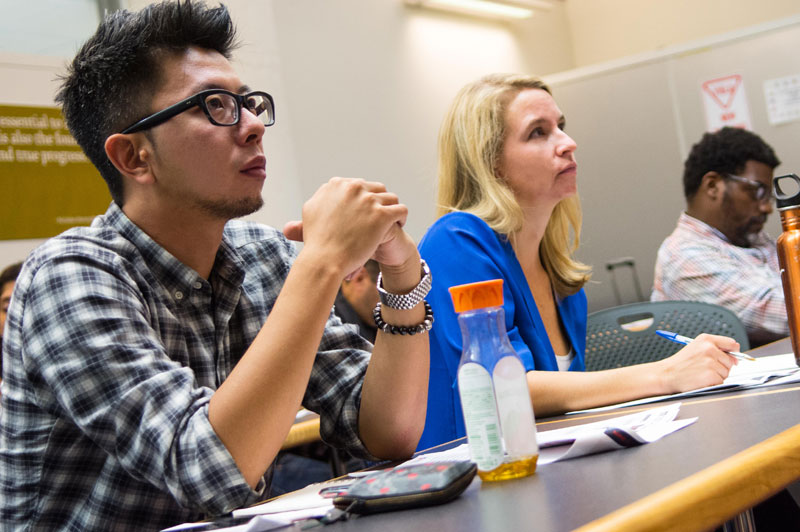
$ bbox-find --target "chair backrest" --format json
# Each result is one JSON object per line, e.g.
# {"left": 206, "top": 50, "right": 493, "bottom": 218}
{"left": 585, "top": 300, "right": 750, "bottom": 371}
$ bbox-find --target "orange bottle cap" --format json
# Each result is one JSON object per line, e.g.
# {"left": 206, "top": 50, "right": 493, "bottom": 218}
{"left": 449, "top": 279, "right": 504, "bottom": 313}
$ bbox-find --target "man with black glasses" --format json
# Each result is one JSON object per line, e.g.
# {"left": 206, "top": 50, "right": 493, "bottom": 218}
{"left": 652, "top": 126, "right": 788, "bottom": 347}
{"left": 0, "top": 2, "right": 431, "bottom": 530}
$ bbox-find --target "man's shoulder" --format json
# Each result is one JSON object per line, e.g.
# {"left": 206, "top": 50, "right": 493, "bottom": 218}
{"left": 26, "top": 224, "right": 134, "bottom": 269}
{"left": 223, "top": 220, "right": 297, "bottom": 263}
{"left": 657, "top": 231, "right": 723, "bottom": 263}
{"left": 11, "top": 225, "right": 142, "bottom": 314}
{"left": 659, "top": 216, "right": 722, "bottom": 253}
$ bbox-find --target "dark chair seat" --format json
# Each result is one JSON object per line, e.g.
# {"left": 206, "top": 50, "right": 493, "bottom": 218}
{"left": 585, "top": 300, "right": 750, "bottom": 371}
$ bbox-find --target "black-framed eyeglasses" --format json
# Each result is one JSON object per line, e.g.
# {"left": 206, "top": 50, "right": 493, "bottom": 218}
{"left": 121, "top": 89, "right": 275, "bottom": 134}
{"left": 724, "top": 173, "right": 772, "bottom": 203}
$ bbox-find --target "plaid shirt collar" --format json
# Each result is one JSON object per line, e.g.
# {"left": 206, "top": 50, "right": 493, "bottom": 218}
{"left": 97, "top": 202, "right": 246, "bottom": 298}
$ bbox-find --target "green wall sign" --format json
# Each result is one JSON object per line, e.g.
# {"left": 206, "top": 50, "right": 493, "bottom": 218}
{"left": 0, "top": 104, "right": 110, "bottom": 240}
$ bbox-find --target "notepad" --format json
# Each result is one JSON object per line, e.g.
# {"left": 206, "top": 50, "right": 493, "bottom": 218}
{"left": 569, "top": 353, "right": 800, "bottom": 414}
{"left": 724, "top": 353, "right": 798, "bottom": 382}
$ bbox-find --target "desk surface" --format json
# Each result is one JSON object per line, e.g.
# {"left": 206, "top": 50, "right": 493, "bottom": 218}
{"left": 323, "top": 338, "right": 800, "bottom": 532}
{"left": 282, "top": 415, "right": 320, "bottom": 450}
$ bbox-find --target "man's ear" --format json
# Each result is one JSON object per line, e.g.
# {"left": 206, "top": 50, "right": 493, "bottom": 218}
{"left": 343, "top": 266, "right": 367, "bottom": 285}
{"left": 104, "top": 133, "right": 154, "bottom": 185}
{"left": 700, "top": 171, "right": 725, "bottom": 201}
{"left": 352, "top": 266, "right": 369, "bottom": 284}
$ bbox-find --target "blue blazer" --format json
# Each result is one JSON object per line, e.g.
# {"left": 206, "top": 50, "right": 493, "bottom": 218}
{"left": 417, "top": 212, "right": 587, "bottom": 451}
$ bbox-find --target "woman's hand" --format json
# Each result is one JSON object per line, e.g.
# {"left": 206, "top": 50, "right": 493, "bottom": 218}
{"left": 655, "top": 333, "right": 740, "bottom": 393}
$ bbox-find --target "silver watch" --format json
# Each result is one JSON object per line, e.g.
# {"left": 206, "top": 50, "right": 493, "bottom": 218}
{"left": 376, "top": 260, "right": 432, "bottom": 310}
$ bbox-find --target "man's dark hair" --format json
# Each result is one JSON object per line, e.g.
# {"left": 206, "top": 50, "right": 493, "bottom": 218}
{"left": 0, "top": 262, "right": 21, "bottom": 289}
{"left": 55, "top": 0, "right": 239, "bottom": 205}
{"left": 683, "top": 127, "right": 780, "bottom": 200}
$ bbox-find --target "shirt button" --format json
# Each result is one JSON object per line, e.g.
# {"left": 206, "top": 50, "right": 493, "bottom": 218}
{"left": 193, "top": 281, "right": 203, "bottom": 290}
{"left": 175, "top": 291, "right": 184, "bottom": 300}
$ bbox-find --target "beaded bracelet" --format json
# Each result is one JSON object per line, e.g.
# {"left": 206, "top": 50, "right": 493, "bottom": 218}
{"left": 372, "top": 301, "right": 434, "bottom": 335}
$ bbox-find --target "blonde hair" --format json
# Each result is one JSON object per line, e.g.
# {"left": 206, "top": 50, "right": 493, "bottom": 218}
{"left": 436, "top": 73, "right": 591, "bottom": 296}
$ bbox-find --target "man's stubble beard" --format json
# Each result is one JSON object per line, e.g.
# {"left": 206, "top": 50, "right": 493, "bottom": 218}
{"left": 195, "top": 194, "right": 265, "bottom": 220}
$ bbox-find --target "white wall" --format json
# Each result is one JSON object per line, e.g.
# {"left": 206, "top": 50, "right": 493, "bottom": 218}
{"left": 266, "top": 0, "right": 567, "bottom": 239}
{"left": 566, "top": 0, "right": 800, "bottom": 67}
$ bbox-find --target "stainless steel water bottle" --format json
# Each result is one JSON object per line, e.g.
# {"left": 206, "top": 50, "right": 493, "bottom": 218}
{"left": 774, "top": 173, "right": 800, "bottom": 365}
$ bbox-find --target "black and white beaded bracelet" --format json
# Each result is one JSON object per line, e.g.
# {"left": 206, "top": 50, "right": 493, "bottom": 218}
{"left": 372, "top": 301, "right": 434, "bottom": 335}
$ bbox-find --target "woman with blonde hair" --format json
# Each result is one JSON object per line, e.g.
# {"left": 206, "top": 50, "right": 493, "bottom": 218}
{"left": 417, "top": 73, "right": 739, "bottom": 450}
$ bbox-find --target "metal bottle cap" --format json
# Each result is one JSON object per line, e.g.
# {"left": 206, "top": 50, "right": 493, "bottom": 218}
{"left": 775, "top": 173, "right": 800, "bottom": 210}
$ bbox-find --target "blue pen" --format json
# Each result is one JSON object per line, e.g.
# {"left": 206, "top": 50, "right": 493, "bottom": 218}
{"left": 655, "top": 329, "right": 756, "bottom": 361}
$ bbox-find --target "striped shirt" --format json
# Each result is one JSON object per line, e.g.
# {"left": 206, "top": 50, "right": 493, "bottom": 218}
{"left": 0, "top": 202, "right": 372, "bottom": 531}
{"left": 652, "top": 212, "right": 789, "bottom": 338}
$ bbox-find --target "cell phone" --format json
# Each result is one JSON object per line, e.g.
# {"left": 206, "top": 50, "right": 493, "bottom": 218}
{"left": 333, "top": 461, "right": 477, "bottom": 515}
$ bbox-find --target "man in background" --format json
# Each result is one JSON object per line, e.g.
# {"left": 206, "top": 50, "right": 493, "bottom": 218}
{"left": 335, "top": 259, "right": 380, "bottom": 343}
{"left": 652, "top": 126, "right": 787, "bottom": 347}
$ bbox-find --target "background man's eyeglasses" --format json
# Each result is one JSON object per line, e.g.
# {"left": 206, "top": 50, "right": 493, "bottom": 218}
{"left": 121, "top": 89, "right": 275, "bottom": 134}
{"left": 724, "top": 173, "right": 771, "bottom": 202}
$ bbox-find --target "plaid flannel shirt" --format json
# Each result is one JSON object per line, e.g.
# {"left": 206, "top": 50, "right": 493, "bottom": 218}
{"left": 652, "top": 212, "right": 789, "bottom": 338}
{"left": 0, "top": 202, "right": 373, "bottom": 531}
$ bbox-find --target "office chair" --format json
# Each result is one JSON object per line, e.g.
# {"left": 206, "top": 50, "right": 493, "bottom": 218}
{"left": 585, "top": 300, "right": 750, "bottom": 371}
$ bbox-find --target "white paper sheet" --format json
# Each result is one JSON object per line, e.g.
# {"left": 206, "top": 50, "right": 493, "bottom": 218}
{"left": 537, "top": 404, "right": 695, "bottom": 464}
{"left": 232, "top": 477, "right": 353, "bottom": 519}
{"left": 161, "top": 514, "right": 292, "bottom": 531}
{"left": 725, "top": 352, "right": 797, "bottom": 380}
{"left": 569, "top": 353, "right": 800, "bottom": 414}
{"left": 402, "top": 404, "right": 693, "bottom": 466}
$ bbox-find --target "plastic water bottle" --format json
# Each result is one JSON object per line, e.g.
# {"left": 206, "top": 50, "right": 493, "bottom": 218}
{"left": 449, "top": 279, "right": 538, "bottom": 481}
{"left": 775, "top": 173, "right": 800, "bottom": 365}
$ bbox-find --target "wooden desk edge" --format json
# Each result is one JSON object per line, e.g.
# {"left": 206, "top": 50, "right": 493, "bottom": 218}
{"left": 575, "top": 423, "right": 800, "bottom": 532}
{"left": 281, "top": 418, "right": 321, "bottom": 450}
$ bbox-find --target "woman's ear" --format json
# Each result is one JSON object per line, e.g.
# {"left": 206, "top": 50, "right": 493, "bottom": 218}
{"left": 104, "top": 133, "right": 154, "bottom": 185}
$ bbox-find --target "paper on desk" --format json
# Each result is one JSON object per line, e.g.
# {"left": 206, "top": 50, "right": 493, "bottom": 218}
{"left": 725, "top": 352, "right": 797, "bottom": 381}
{"left": 162, "top": 514, "right": 292, "bottom": 531}
{"left": 536, "top": 402, "right": 695, "bottom": 464}
{"left": 167, "top": 478, "right": 352, "bottom": 532}
{"left": 231, "top": 477, "right": 353, "bottom": 520}
{"left": 402, "top": 403, "right": 693, "bottom": 467}
{"left": 569, "top": 353, "right": 800, "bottom": 414}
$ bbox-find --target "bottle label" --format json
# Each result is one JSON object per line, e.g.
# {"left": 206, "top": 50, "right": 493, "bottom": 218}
{"left": 493, "top": 356, "right": 539, "bottom": 457}
{"left": 458, "top": 362, "right": 503, "bottom": 472}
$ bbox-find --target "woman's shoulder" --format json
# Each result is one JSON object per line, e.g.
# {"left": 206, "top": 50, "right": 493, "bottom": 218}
{"left": 420, "top": 212, "right": 508, "bottom": 264}
{"left": 422, "top": 211, "right": 496, "bottom": 242}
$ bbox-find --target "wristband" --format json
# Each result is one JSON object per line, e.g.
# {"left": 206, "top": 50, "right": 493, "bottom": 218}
{"left": 376, "top": 260, "right": 432, "bottom": 310}
{"left": 373, "top": 301, "right": 434, "bottom": 335}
